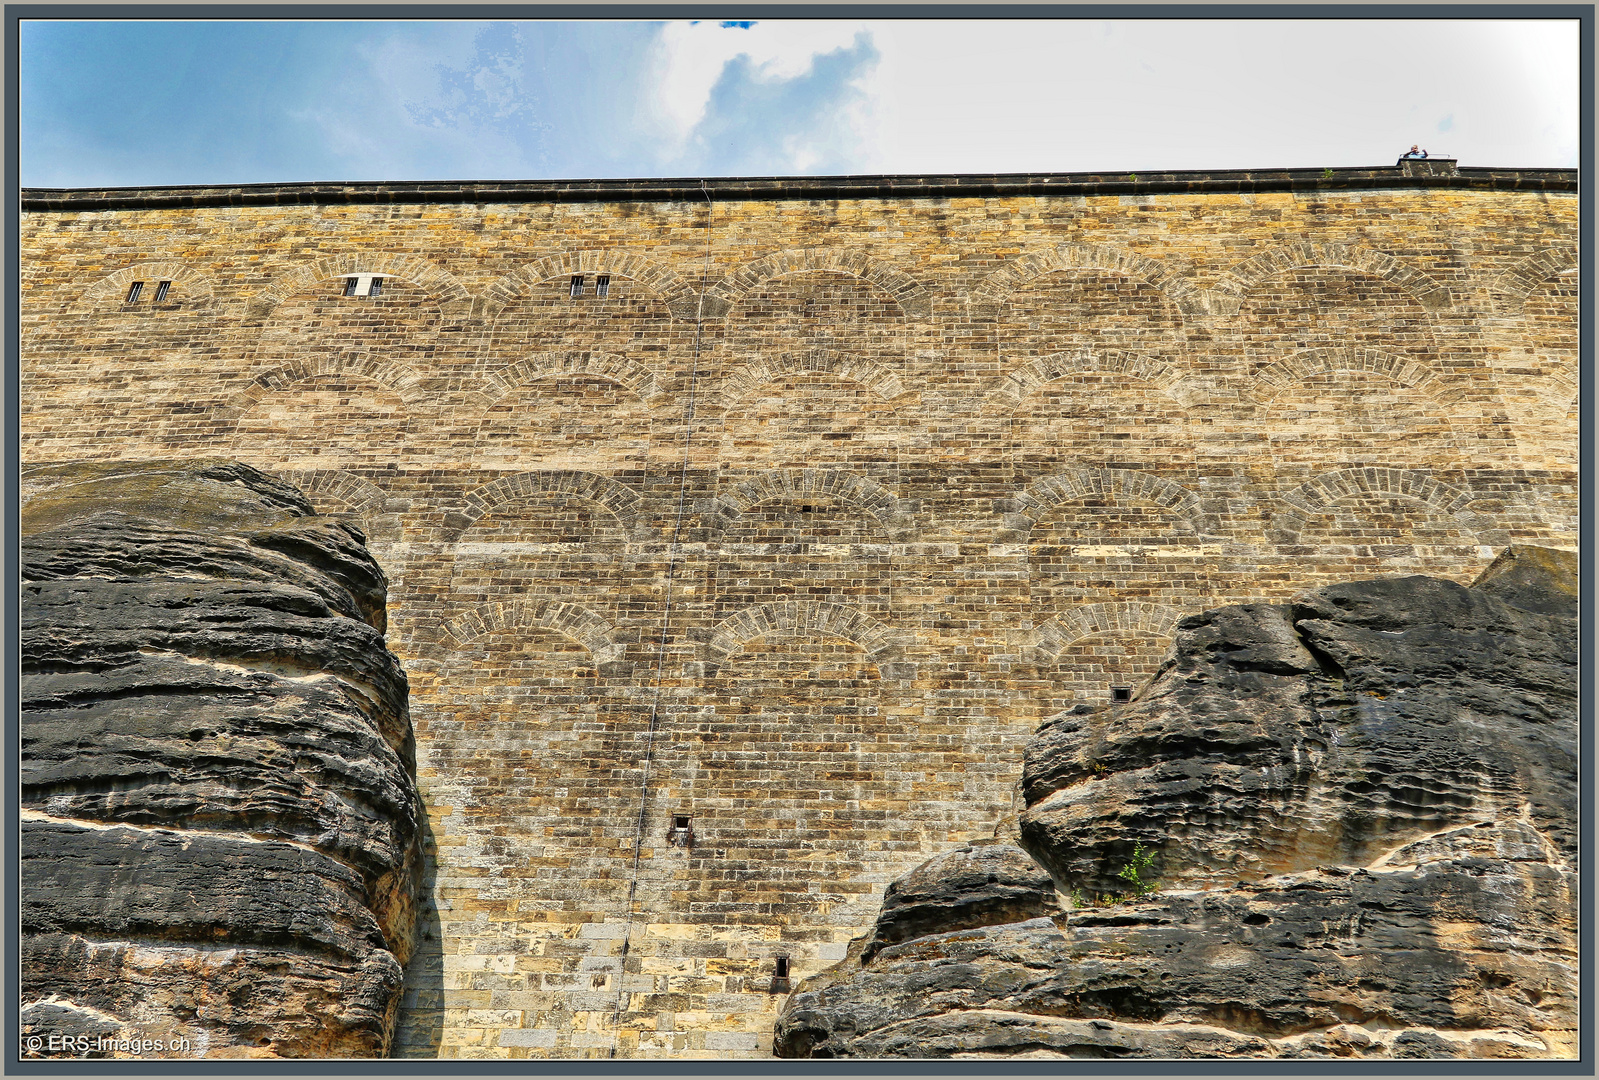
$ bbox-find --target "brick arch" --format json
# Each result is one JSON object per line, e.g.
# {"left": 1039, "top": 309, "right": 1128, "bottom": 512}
{"left": 474, "top": 351, "right": 665, "bottom": 406}
{"left": 270, "top": 469, "right": 389, "bottom": 519}
{"left": 1031, "top": 602, "right": 1185, "bottom": 663}
{"left": 442, "top": 598, "right": 625, "bottom": 665}
{"left": 714, "top": 469, "right": 913, "bottom": 531}
{"left": 75, "top": 261, "right": 216, "bottom": 310}
{"left": 709, "top": 248, "right": 932, "bottom": 317}
{"left": 982, "top": 350, "right": 1195, "bottom": 414}
{"left": 481, "top": 250, "right": 697, "bottom": 317}
{"left": 1490, "top": 244, "right": 1578, "bottom": 314}
{"left": 248, "top": 253, "right": 472, "bottom": 318}
{"left": 968, "top": 242, "right": 1203, "bottom": 315}
{"left": 1543, "top": 364, "right": 1579, "bottom": 404}
{"left": 1271, "top": 467, "right": 1478, "bottom": 542}
{"left": 1213, "top": 243, "right": 1452, "bottom": 313}
{"left": 722, "top": 351, "right": 909, "bottom": 408}
{"left": 705, "top": 601, "right": 910, "bottom": 672}
{"left": 219, "top": 356, "right": 429, "bottom": 419}
{"left": 1014, "top": 469, "right": 1202, "bottom": 533}
{"left": 1248, "top": 347, "right": 1464, "bottom": 405}
{"left": 447, "top": 470, "right": 641, "bottom": 539}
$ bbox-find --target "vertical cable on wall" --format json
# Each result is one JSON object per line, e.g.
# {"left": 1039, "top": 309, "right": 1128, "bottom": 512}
{"left": 609, "top": 180, "right": 716, "bottom": 1057}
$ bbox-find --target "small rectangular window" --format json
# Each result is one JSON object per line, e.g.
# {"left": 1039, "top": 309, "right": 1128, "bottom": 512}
{"left": 774, "top": 957, "right": 790, "bottom": 979}
{"left": 368, "top": 277, "right": 383, "bottom": 297}
{"left": 1111, "top": 686, "right": 1133, "bottom": 703}
{"left": 125, "top": 281, "right": 143, "bottom": 303}
{"left": 595, "top": 274, "right": 610, "bottom": 298}
{"left": 343, "top": 277, "right": 358, "bottom": 297}
{"left": 668, "top": 813, "right": 693, "bottom": 847}
{"left": 570, "top": 275, "right": 585, "bottom": 298}
{"left": 153, "top": 280, "right": 171, "bottom": 303}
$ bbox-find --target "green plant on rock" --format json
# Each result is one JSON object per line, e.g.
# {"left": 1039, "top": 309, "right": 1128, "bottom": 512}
{"left": 1323, "top": 167, "right": 1335, "bottom": 179}
{"left": 1069, "top": 843, "right": 1160, "bottom": 908}
{"left": 1115, "top": 842, "right": 1158, "bottom": 896}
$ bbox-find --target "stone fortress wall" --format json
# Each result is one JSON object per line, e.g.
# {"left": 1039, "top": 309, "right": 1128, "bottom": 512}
{"left": 19, "top": 163, "right": 1579, "bottom": 1058}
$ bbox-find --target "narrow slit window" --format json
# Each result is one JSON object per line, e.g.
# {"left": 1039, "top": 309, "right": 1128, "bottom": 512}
{"left": 125, "top": 281, "right": 143, "bottom": 303}
{"left": 153, "top": 280, "right": 171, "bottom": 303}
{"left": 774, "top": 957, "right": 790, "bottom": 979}
{"left": 368, "top": 277, "right": 383, "bottom": 297}
{"left": 343, "top": 277, "right": 359, "bottom": 297}
{"left": 595, "top": 274, "right": 610, "bottom": 298}
{"left": 1111, "top": 686, "right": 1133, "bottom": 703}
{"left": 570, "top": 274, "right": 585, "bottom": 298}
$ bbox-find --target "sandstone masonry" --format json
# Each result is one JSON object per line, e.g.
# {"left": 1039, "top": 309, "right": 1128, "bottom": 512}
{"left": 19, "top": 162, "right": 1579, "bottom": 1059}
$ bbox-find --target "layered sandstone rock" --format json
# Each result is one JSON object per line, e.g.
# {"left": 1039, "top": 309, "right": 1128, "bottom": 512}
{"left": 20, "top": 460, "right": 422, "bottom": 1058}
{"left": 775, "top": 548, "right": 1578, "bottom": 1059}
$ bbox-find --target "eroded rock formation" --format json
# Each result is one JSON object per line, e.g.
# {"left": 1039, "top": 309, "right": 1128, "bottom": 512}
{"left": 20, "top": 460, "right": 422, "bottom": 1058}
{"left": 775, "top": 548, "right": 1578, "bottom": 1059}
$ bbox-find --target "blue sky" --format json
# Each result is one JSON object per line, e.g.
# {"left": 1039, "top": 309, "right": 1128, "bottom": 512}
{"left": 19, "top": 18, "right": 1580, "bottom": 187}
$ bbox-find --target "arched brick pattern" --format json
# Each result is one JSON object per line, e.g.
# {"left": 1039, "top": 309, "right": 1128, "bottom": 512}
{"left": 1014, "top": 468, "right": 1201, "bottom": 532}
{"left": 715, "top": 469, "right": 910, "bottom": 529}
{"left": 1248, "top": 347, "right": 1464, "bottom": 405}
{"left": 718, "top": 350, "right": 909, "bottom": 471}
{"left": 722, "top": 351, "right": 907, "bottom": 407}
{"left": 74, "top": 261, "right": 216, "bottom": 311}
{"left": 442, "top": 598, "right": 625, "bottom": 665}
{"left": 969, "top": 242, "right": 1203, "bottom": 315}
{"left": 983, "top": 350, "right": 1195, "bottom": 413}
{"left": 220, "top": 356, "right": 429, "bottom": 418}
{"left": 1544, "top": 366, "right": 1579, "bottom": 404}
{"left": 271, "top": 469, "right": 389, "bottom": 519}
{"left": 1272, "top": 467, "right": 1477, "bottom": 542}
{"left": 710, "top": 248, "right": 932, "bottom": 318}
{"left": 450, "top": 470, "right": 641, "bottom": 538}
{"left": 1031, "top": 601, "right": 1184, "bottom": 663}
{"left": 1213, "top": 243, "right": 1452, "bottom": 313}
{"left": 476, "top": 352, "right": 664, "bottom": 406}
{"left": 249, "top": 254, "right": 472, "bottom": 318}
{"left": 1490, "top": 244, "right": 1578, "bottom": 314}
{"left": 706, "top": 601, "right": 909, "bottom": 670}
{"left": 481, "top": 251, "right": 696, "bottom": 316}
{"left": 1485, "top": 251, "right": 1578, "bottom": 472}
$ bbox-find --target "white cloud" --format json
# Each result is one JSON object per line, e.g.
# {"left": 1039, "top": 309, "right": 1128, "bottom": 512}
{"left": 643, "top": 20, "right": 873, "bottom": 153}
{"left": 846, "top": 19, "right": 1579, "bottom": 172}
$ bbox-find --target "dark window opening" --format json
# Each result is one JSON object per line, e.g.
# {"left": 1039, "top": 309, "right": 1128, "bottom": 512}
{"left": 343, "top": 277, "right": 359, "bottom": 297}
{"left": 801, "top": 505, "right": 815, "bottom": 513}
{"left": 668, "top": 814, "right": 693, "bottom": 847}
{"left": 595, "top": 274, "right": 610, "bottom": 298}
{"left": 570, "top": 274, "right": 585, "bottom": 298}
{"left": 125, "top": 281, "right": 143, "bottom": 303}
{"left": 368, "top": 277, "right": 383, "bottom": 297}
{"left": 1111, "top": 686, "right": 1133, "bottom": 703}
{"left": 153, "top": 280, "right": 171, "bottom": 303}
{"left": 774, "top": 957, "right": 790, "bottom": 979}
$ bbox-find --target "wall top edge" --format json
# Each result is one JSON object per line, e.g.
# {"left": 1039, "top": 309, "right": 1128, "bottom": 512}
{"left": 19, "top": 165, "right": 1579, "bottom": 211}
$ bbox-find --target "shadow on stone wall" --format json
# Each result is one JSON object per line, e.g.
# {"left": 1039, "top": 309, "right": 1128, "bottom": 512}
{"left": 394, "top": 805, "right": 445, "bottom": 1057}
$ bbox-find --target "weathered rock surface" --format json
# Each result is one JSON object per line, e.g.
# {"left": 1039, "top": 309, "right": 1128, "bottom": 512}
{"left": 19, "top": 460, "right": 422, "bottom": 1058}
{"left": 775, "top": 550, "right": 1578, "bottom": 1058}
{"left": 862, "top": 842, "right": 1061, "bottom": 963}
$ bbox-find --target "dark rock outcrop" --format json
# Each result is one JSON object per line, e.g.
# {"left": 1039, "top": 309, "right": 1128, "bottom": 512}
{"left": 775, "top": 550, "right": 1578, "bottom": 1059}
{"left": 862, "top": 842, "right": 1061, "bottom": 963}
{"left": 20, "top": 460, "right": 422, "bottom": 1058}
